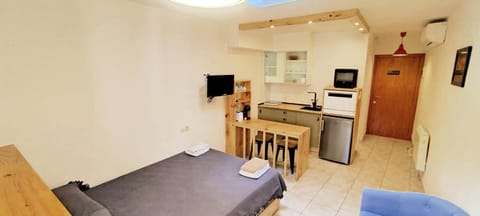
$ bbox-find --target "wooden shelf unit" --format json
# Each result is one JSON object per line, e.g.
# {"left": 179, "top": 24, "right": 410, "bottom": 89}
{"left": 225, "top": 80, "right": 252, "bottom": 157}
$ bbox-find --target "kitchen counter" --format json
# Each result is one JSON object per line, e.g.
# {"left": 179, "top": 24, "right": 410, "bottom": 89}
{"left": 258, "top": 102, "right": 322, "bottom": 114}
{"left": 258, "top": 102, "right": 322, "bottom": 149}
{"left": 260, "top": 101, "right": 358, "bottom": 119}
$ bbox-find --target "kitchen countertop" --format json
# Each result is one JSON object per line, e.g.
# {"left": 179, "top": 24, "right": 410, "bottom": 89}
{"left": 258, "top": 102, "right": 322, "bottom": 114}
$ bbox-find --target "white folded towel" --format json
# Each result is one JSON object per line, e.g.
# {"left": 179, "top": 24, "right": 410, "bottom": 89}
{"left": 185, "top": 143, "right": 210, "bottom": 157}
{"left": 239, "top": 164, "right": 270, "bottom": 179}
{"left": 240, "top": 157, "right": 269, "bottom": 173}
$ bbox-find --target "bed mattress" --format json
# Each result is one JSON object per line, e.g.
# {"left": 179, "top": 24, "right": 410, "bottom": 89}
{"left": 85, "top": 149, "right": 286, "bottom": 216}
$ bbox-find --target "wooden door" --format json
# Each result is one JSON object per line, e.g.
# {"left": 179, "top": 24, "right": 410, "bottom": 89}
{"left": 367, "top": 54, "right": 424, "bottom": 140}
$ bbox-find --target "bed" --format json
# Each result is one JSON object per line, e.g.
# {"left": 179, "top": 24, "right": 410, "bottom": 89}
{"left": 53, "top": 149, "right": 287, "bottom": 216}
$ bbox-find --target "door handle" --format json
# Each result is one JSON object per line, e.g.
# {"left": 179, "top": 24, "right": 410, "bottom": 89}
{"left": 321, "top": 119, "right": 325, "bottom": 132}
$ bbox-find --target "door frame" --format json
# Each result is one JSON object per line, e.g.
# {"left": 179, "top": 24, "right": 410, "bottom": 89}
{"left": 366, "top": 54, "right": 425, "bottom": 139}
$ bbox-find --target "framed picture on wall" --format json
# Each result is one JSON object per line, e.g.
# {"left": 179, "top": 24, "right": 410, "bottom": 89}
{"left": 451, "top": 46, "right": 472, "bottom": 87}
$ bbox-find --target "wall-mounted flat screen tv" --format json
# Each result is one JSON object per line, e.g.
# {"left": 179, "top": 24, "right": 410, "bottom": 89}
{"left": 207, "top": 74, "right": 234, "bottom": 100}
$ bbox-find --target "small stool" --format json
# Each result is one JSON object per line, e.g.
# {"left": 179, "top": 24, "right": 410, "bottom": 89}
{"left": 249, "top": 132, "right": 274, "bottom": 159}
{"left": 275, "top": 138, "right": 298, "bottom": 174}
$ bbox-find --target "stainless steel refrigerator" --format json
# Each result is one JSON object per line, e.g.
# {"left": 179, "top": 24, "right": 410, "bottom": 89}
{"left": 319, "top": 115, "right": 354, "bottom": 164}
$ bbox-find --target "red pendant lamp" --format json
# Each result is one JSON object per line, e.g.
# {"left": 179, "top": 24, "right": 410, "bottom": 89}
{"left": 393, "top": 32, "right": 408, "bottom": 56}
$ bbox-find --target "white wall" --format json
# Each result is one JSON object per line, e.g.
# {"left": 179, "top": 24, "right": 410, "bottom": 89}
{"left": 273, "top": 32, "right": 312, "bottom": 51}
{"left": 413, "top": 0, "right": 480, "bottom": 214}
{"left": 267, "top": 32, "right": 370, "bottom": 104}
{"left": 358, "top": 34, "right": 375, "bottom": 140}
{"left": 229, "top": 26, "right": 274, "bottom": 51}
{"left": 266, "top": 32, "right": 370, "bottom": 144}
{"left": 0, "top": 0, "right": 264, "bottom": 187}
{"left": 374, "top": 31, "right": 425, "bottom": 55}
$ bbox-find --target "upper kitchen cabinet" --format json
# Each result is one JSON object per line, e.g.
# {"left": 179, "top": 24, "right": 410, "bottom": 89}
{"left": 264, "top": 51, "right": 284, "bottom": 83}
{"left": 265, "top": 51, "right": 308, "bottom": 84}
{"left": 285, "top": 51, "right": 307, "bottom": 84}
{"left": 265, "top": 32, "right": 311, "bottom": 84}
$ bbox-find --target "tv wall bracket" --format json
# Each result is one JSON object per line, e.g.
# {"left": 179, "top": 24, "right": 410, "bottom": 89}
{"left": 204, "top": 73, "right": 213, "bottom": 103}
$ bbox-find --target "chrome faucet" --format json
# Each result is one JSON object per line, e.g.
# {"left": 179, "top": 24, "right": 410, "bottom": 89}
{"left": 308, "top": 91, "right": 317, "bottom": 108}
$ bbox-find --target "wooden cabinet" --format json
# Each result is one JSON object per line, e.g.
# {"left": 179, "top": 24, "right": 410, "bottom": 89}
{"left": 258, "top": 107, "right": 283, "bottom": 122}
{"left": 225, "top": 80, "right": 251, "bottom": 156}
{"left": 295, "top": 112, "right": 322, "bottom": 149}
{"left": 264, "top": 51, "right": 307, "bottom": 84}
{"left": 258, "top": 106, "right": 321, "bottom": 148}
{"left": 258, "top": 107, "right": 297, "bottom": 124}
{"left": 282, "top": 110, "right": 297, "bottom": 124}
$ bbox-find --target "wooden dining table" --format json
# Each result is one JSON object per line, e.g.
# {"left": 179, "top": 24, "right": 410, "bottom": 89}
{"left": 228, "top": 119, "right": 311, "bottom": 180}
{"left": 0, "top": 145, "right": 71, "bottom": 216}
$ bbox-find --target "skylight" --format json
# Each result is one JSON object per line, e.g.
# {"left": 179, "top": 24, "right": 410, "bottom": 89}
{"left": 169, "top": 0, "right": 245, "bottom": 8}
{"left": 246, "top": 0, "right": 296, "bottom": 8}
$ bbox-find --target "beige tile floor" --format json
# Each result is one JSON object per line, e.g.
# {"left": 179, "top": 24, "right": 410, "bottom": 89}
{"left": 273, "top": 135, "right": 424, "bottom": 216}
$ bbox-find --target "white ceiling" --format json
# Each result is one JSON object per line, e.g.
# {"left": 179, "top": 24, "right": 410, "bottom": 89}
{"left": 132, "top": 0, "right": 460, "bottom": 33}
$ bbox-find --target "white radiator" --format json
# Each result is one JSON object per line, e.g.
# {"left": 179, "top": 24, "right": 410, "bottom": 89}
{"left": 412, "top": 125, "right": 430, "bottom": 172}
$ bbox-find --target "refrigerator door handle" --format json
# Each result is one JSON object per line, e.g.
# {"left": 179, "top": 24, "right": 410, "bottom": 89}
{"left": 321, "top": 119, "right": 325, "bottom": 132}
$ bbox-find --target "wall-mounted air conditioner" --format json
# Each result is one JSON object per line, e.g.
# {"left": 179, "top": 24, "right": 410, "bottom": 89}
{"left": 421, "top": 22, "right": 447, "bottom": 49}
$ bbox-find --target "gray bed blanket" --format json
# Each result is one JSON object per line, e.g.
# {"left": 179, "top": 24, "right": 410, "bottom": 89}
{"left": 85, "top": 149, "right": 287, "bottom": 216}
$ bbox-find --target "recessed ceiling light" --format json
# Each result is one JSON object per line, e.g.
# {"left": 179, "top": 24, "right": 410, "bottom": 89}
{"left": 359, "top": 27, "right": 365, "bottom": 31}
{"left": 354, "top": 22, "right": 360, "bottom": 26}
{"left": 308, "top": 21, "right": 313, "bottom": 24}
{"left": 270, "top": 25, "right": 275, "bottom": 28}
{"left": 169, "top": 0, "right": 245, "bottom": 8}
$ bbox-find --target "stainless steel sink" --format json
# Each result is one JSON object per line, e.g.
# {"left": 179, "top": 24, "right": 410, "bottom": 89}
{"left": 301, "top": 106, "right": 322, "bottom": 111}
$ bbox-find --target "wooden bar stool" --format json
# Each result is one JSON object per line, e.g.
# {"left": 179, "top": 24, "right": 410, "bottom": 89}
{"left": 249, "top": 132, "right": 274, "bottom": 159}
{"left": 275, "top": 138, "right": 298, "bottom": 174}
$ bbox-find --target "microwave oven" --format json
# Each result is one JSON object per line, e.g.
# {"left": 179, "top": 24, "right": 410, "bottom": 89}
{"left": 334, "top": 69, "right": 358, "bottom": 88}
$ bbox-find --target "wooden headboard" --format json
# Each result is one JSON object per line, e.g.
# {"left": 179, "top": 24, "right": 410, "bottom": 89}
{"left": 0, "top": 144, "right": 71, "bottom": 215}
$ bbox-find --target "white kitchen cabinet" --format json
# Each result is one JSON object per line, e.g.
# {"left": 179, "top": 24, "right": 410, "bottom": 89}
{"left": 285, "top": 51, "right": 307, "bottom": 84}
{"left": 264, "top": 51, "right": 307, "bottom": 84}
{"left": 264, "top": 52, "right": 286, "bottom": 83}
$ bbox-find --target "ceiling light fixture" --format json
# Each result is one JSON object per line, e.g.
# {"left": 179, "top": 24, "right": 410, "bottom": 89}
{"left": 393, "top": 32, "right": 408, "bottom": 56}
{"left": 354, "top": 22, "right": 360, "bottom": 26}
{"left": 169, "top": 0, "right": 245, "bottom": 8}
{"left": 270, "top": 25, "right": 275, "bottom": 28}
{"left": 358, "top": 27, "right": 364, "bottom": 31}
{"left": 308, "top": 21, "right": 313, "bottom": 24}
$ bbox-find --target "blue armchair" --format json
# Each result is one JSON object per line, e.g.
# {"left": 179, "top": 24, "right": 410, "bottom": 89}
{"left": 360, "top": 188, "right": 469, "bottom": 216}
